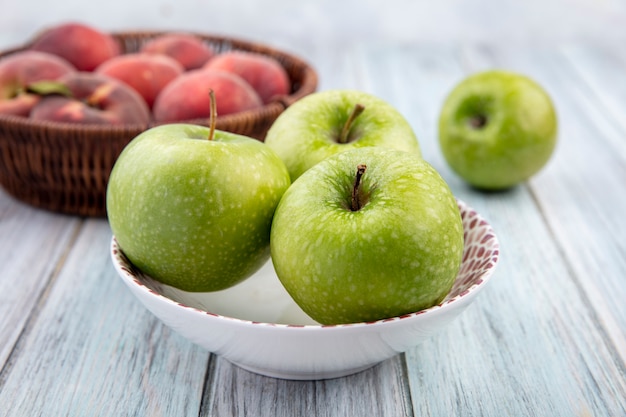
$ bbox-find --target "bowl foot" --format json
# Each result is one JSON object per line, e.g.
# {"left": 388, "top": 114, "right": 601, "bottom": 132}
{"left": 228, "top": 360, "right": 380, "bottom": 380}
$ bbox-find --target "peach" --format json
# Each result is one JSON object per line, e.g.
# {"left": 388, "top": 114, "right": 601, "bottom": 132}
{"left": 204, "top": 51, "right": 290, "bottom": 104}
{"left": 0, "top": 50, "right": 76, "bottom": 116}
{"left": 140, "top": 33, "right": 214, "bottom": 70}
{"left": 153, "top": 69, "right": 262, "bottom": 123}
{"left": 96, "top": 53, "right": 184, "bottom": 109}
{"left": 30, "top": 72, "right": 150, "bottom": 125}
{"left": 30, "top": 22, "right": 120, "bottom": 71}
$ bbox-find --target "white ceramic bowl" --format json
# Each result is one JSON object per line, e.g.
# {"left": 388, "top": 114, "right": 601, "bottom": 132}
{"left": 111, "top": 199, "right": 499, "bottom": 380}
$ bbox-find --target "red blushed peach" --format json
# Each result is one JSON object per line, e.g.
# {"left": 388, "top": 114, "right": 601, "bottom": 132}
{"left": 0, "top": 50, "right": 76, "bottom": 116}
{"left": 204, "top": 51, "right": 290, "bottom": 104}
{"left": 30, "top": 22, "right": 121, "bottom": 71}
{"left": 153, "top": 69, "right": 262, "bottom": 123}
{"left": 96, "top": 53, "right": 184, "bottom": 109}
{"left": 30, "top": 72, "right": 150, "bottom": 125}
{"left": 140, "top": 33, "right": 214, "bottom": 71}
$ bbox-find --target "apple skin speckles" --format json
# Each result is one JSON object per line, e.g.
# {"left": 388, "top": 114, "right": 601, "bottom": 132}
{"left": 265, "top": 89, "right": 421, "bottom": 182}
{"left": 106, "top": 123, "right": 291, "bottom": 292}
{"left": 439, "top": 70, "right": 557, "bottom": 190}
{"left": 270, "top": 147, "right": 464, "bottom": 325}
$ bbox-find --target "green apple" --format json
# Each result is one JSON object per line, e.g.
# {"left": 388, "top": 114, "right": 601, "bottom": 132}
{"left": 106, "top": 123, "right": 291, "bottom": 292}
{"left": 264, "top": 89, "right": 421, "bottom": 181}
{"left": 438, "top": 70, "right": 558, "bottom": 190}
{"left": 270, "top": 147, "right": 464, "bottom": 325}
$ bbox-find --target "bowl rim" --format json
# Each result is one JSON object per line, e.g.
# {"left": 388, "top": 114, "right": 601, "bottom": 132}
{"left": 111, "top": 198, "right": 499, "bottom": 331}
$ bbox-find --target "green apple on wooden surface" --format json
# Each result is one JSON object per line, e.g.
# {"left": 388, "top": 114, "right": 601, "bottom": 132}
{"left": 106, "top": 100, "right": 291, "bottom": 292}
{"left": 270, "top": 147, "right": 464, "bottom": 325}
{"left": 438, "top": 70, "right": 558, "bottom": 190}
{"left": 264, "top": 89, "right": 421, "bottom": 181}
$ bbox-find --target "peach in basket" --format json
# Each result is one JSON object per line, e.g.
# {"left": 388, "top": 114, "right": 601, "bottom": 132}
{"left": 0, "top": 30, "right": 318, "bottom": 217}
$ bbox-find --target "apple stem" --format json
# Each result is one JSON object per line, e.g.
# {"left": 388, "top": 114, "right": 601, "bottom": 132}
{"left": 469, "top": 114, "right": 488, "bottom": 129}
{"left": 351, "top": 164, "right": 367, "bottom": 211}
{"left": 339, "top": 103, "right": 365, "bottom": 144}
{"left": 208, "top": 89, "right": 217, "bottom": 141}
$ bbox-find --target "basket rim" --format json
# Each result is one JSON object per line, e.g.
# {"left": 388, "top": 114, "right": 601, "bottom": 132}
{"left": 0, "top": 29, "right": 319, "bottom": 216}
{"left": 0, "top": 101, "right": 288, "bottom": 134}
{"left": 0, "top": 30, "right": 318, "bottom": 134}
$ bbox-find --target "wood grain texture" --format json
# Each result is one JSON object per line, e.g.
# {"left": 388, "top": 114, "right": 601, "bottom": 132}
{"left": 1, "top": 38, "right": 626, "bottom": 417}
{"left": 0, "top": 190, "right": 80, "bottom": 368}
{"left": 0, "top": 220, "right": 210, "bottom": 417}
{"left": 464, "top": 44, "right": 626, "bottom": 357}
{"left": 352, "top": 43, "right": 626, "bottom": 416}
{"left": 201, "top": 355, "right": 412, "bottom": 417}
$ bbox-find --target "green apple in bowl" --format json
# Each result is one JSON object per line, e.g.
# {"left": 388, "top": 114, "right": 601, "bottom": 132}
{"left": 270, "top": 147, "right": 464, "bottom": 325}
{"left": 106, "top": 120, "right": 291, "bottom": 292}
{"left": 438, "top": 70, "right": 558, "bottom": 190}
{"left": 264, "top": 89, "right": 421, "bottom": 181}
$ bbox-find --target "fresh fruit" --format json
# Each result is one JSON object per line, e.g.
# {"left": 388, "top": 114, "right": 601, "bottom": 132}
{"left": 438, "top": 70, "right": 558, "bottom": 190}
{"left": 106, "top": 98, "right": 291, "bottom": 292}
{"left": 0, "top": 50, "right": 76, "bottom": 116}
{"left": 95, "top": 52, "right": 184, "bottom": 109}
{"left": 30, "top": 22, "right": 121, "bottom": 71}
{"left": 264, "top": 89, "right": 421, "bottom": 181}
{"left": 270, "top": 147, "right": 464, "bottom": 325}
{"left": 140, "top": 33, "right": 214, "bottom": 70}
{"left": 204, "top": 51, "right": 290, "bottom": 104}
{"left": 30, "top": 72, "right": 150, "bottom": 125}
{"left": 153, "top": 69, "right": 263, "bottom": 123}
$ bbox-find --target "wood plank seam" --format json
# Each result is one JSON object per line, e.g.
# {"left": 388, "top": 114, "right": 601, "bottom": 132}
{"left": 527, "top": 185, "right": 626, "bottom": 374}
{"left": 459, "top": 42, "right": 626, "bottom": 370}
{"left": 531, "top": 50, "right": 626, "bottom": 363}
{"left": 400, "top": 353, "right": 417, "bottom": 417}
{"left": 198, "top": 353, "right": 217, "bottom": 416}
{"left": 0, "top": 219, "right": 84, "bottom": 387}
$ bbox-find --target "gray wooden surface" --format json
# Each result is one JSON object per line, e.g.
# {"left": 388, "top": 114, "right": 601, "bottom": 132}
{"left": 1, "top": 4, "right": 626, "bottom": 416}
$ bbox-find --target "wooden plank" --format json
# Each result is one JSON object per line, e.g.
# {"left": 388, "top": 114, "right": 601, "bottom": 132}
{"left": 2, "top": 39, "right": 624, "bottom": 417}
{"left": 353, "top": 42, "right": 626, "bottom": 416}
{"left": 201, "top": 355, "right": 413, "bottom": 417}
{"left": 560, "top": 44, "right": 626, "bottom": 144}
{"left": 307, "top": 43, "right": 365, "bottom": 92}
{"left": 406, "top": 188, "right": 626, "bottom": 416}
{"left": 0, "top": 190, "right": 80, "bottom": 368}
{"left": 0, "top": 219, "right": 210, "bottom": 416}
{"left": 466, "top": 44, "right": 626, "bottom": 357}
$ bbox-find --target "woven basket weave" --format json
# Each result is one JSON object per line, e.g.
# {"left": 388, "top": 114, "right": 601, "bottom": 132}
{"left": 0, "top": 31, "right": 318, "bottom": 217}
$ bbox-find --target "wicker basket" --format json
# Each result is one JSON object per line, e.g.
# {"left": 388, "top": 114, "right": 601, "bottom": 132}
{"left": 0, "top": 31, "right": 318, "bottom": 217}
